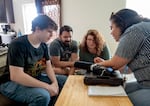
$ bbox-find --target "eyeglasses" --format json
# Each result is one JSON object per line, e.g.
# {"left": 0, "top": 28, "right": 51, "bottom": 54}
{"left": 86, "top": 38, "right": 95, "bottom": 42}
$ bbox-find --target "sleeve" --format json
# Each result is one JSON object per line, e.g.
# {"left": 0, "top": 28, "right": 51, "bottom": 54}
{"left": 8, "top": 42, "right": 25, "bottom": 67}
{"left": 49, "top": 41, "right": 60, "bottom": 56}
{"left": 43, "top": 44, "right": 50, "bottom": 61}
{"left": 115, "top": 28, "right": 145, "bottom": 59}
{"left": 101, "top": 44, "right": 110, "bottom": 60}
{"left": 71, "top": 40, "right": 78, "bottom": 53}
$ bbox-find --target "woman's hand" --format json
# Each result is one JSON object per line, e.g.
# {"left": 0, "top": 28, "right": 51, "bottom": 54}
{"left": 94, "top": 57, "right": 104, "bottom": 63}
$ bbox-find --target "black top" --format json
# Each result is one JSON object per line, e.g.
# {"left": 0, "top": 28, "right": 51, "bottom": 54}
{"left": 5, "top": 35, "right": 49, "bottom": 78}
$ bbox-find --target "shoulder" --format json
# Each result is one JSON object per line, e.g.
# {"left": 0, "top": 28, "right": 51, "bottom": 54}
{"left": 50, "top": 38, "right": 61, "bottom": 47}
{"left": 49, "top": 39, "right": 62, "bottom": 53}
{"left": 72, "top": 40, "right": 77, "bottom": 44}
{"left": 10, "top": 36, "right": 27, "bottom": 49}
{"left": 71, "top": 40, "right": 78, "bottom": 46}
{"left": 51, "top": 38, "right": 60, "bottom": 44}
{"left": 8, "top": 36, "right": 28, "bottom": 55}
{"left": 120, "top": 22, "right": 148, "bottom": 42}
{"left": 79, "top": 49, "right": 88, "bottom": 54}
{"left": 123, "top": 22, "right": 150, "bottom": 36}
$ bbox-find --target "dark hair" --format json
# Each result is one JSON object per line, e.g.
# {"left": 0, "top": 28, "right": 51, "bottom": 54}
{"left": 31, "top": 15, "right": 58, "bottom": 32}
{"left": 59, "top": 25, "right": 73, "bottom": 35}
{"left": 110, "top": 9, "right": 150, "bottom": 34}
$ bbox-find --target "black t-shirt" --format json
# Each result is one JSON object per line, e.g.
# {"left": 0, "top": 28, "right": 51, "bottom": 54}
{"left": 5, "top": 35, "right": 49, "bottom": 77}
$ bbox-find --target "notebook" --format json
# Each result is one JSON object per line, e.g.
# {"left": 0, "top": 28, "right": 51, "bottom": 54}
{"left": 88, "top": 85, "right": 127, "bottom": 96}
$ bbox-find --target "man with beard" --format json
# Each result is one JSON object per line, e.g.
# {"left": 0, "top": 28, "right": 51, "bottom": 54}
{"left": 49, "top": 25, "right": 78, "bottom": 75}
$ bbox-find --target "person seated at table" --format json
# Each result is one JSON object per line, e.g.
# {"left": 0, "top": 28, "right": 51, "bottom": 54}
{"left": 79, "top": 29, "right": 110, "bottom": 63}
{"left": 49, "top": 25, "right": 78, "bottom": 75}
{"left": 0, "top": 15, "right": 67, "bottom": 106}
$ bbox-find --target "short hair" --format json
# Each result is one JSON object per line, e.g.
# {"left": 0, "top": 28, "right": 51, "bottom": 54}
{"left": 31, "top": 15, "right": 58, "bottom": 32}
{"left": 59, "top": 25, "right": 73, "bottom": 35}
{"left": 110, "top": 9, "right": 145, "bottom": 34}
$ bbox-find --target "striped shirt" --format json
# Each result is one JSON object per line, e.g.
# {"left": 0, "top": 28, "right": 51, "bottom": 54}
{"left": 115, "top": 22, "right": 150, "bottom": 86}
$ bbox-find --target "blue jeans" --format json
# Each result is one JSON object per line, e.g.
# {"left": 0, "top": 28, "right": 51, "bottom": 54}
{"left": 125, "top": 82, "right": 150, "bottom": 106}
{"left": 0, "top": 74, "right": 67, "bottom": 106}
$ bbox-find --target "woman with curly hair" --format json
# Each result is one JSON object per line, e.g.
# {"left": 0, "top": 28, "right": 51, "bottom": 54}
{"left": 79, "top": 29, "right": 110, "bottom": 63}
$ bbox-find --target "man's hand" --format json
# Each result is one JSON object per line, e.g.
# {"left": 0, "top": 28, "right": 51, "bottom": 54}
{"left": 94, "top": 57, "right": 104, "bottom": 63}
{"left": 47, "top": 83, "right": 59, "bottom": 97}
{"left": 68, "top": 67, "right": 75, "bottom": 75}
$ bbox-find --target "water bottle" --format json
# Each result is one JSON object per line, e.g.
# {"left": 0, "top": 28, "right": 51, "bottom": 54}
{"left": 17, "top": 30, "right": 22, "bottom": 37}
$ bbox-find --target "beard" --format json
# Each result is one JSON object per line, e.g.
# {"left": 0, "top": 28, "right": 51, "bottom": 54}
{"left": 63, "top": 40, "right": 71, "bottom": 46}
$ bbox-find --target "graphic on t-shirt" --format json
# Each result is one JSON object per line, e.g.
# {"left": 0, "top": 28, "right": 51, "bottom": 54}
{"left": 26, "top": 58, "right": 46, "bottom": 77}
{"left": 50, "top": 38, "right": 78, "bottom": 61}
{"left": 61, "top": 50, "right": 71, "bottom": 61}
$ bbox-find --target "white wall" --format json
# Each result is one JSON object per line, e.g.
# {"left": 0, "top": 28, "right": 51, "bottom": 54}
{"left": 62, "top": 0, "right": 126, "bottom": 55}
{"left": 12, "top": 0, "right": 126, "bottom": 55}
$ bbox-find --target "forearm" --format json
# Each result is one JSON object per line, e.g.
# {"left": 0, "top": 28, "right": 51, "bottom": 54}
{"left": 51, "top": 54, "right": 78, "bottom": 68}
{"left": 56, "top": 53, "right": 78, "bottom": 68}
{"left": 70, "top": 53, "right": 79, "bottom": 61}
{"left": 98, "top": 60, "right": 117, "bottom": 69}
{"left": 46, "top": 61, "right": 58, "bottom": 84}
{"left": 54, "top": 61, "right": 74, "bottom": 68}
{"left": 11, "top": 71, "right": 49, "bottom": 90}
{"left": 98, "top": 55, "right": 129, "bottom": 70}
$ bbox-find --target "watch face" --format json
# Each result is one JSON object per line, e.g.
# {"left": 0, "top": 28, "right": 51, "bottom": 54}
{"left": 106, "top": 67, "right": 113, "bottom": 72}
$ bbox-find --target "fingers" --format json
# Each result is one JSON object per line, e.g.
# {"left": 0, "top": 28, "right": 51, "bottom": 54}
{"left": 95, "top": 59, "right": 101, "bottom": 63}
{"left": 94, "top": 57, "right": 104, "bottom": 63}
{"left": 94, "top": 57, "right": 99, "bottom": 63}
{"left": 47, "top": 84, "right": 59, "bottom": 96}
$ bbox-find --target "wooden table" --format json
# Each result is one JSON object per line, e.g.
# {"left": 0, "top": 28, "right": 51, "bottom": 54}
{"left": 55, "top": 75, "right": 133, "bottom": 106}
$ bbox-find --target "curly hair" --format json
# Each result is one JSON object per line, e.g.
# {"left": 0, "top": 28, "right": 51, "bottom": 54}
{"left": 80, "top": 29, "right": 105, "bottom": 56}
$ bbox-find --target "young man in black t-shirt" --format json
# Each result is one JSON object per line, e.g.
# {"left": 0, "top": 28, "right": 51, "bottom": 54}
{"left": 0, "top": 15, "right": 67, "bottom": 106}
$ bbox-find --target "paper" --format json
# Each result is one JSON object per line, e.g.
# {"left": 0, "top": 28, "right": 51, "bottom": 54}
{"left": 88, "top": 85, "right": 127, "bottom": 96}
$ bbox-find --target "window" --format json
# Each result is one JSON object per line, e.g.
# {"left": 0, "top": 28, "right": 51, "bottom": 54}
{"left": 126, "top": 0, "right": 150, "bottom": 18}
{"left": 22, "top": 3, "right": 37, "bottom": 34}
{"left": 35, "top": 0, "right": 61, "bottom": 27}
{"left": 43, "top": 4, "right": 60, "bottom": 43}
{"left": 35, "top": 0, "right": 61, "bottom": 43}
{"left": 43, "top": 4, "right": 60, "bottom": 29}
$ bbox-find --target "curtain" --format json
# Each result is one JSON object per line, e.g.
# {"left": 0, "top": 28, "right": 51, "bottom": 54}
{"left": 42, "top": 0, "right": 60, "bottom": 5}
{"left": 35, "top": 0, "right": 61, "bottom": 14}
